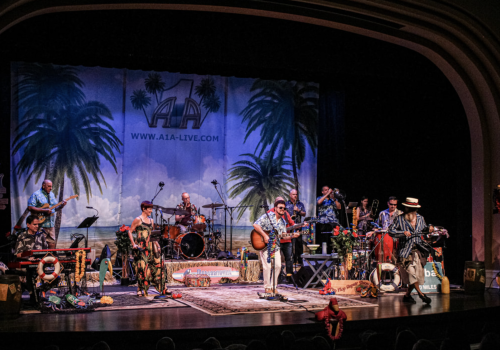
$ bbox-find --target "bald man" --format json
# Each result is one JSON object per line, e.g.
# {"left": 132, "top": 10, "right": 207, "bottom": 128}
{"left": 28, "top": 180, "right": 66, "bottom": 249}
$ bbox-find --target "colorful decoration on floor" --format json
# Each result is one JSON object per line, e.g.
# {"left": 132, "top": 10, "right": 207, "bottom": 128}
{"left": 43, "top": 293, "right": 66, "bottom": 311}
{"left": 75, "top": 249, "right": 86, "bottom": 282}
{"left": 319, "top": 278, "right": 336, "bottom": 295}
{"left": 184, "top": 274, "right": 211, "bottom": 287}
{"left": 65, "top": 294, "right": 87, "bottom": 309}
{"left": 315, "top": 298, "right": 347, "bottom": 341}
{"left": 360, "top": 283, "right": 378, "bottom": 298}
{"left": 100, "top": 296, "right": 114, "bottom": 304}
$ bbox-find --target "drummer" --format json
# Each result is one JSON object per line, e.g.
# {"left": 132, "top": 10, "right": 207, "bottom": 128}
{"left": 175, "top": 192, "right": 199, "bottom": 233}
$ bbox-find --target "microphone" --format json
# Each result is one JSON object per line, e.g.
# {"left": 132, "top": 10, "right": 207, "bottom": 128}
{"left": 211, "top": 179, "right": 218, "bottom": 185}
{"left": 86, "top": 206, "right": 93, "bottom": 209}
{"left": 159, "top": 181, "right": 165, "bottom": 187}
{"left": 259, "top": 205, "right": 269, "bottom": 208}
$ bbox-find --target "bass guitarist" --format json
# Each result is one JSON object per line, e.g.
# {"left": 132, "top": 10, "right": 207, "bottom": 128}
{"left": 28, "top": 180, "right": 67, "bottom": 249}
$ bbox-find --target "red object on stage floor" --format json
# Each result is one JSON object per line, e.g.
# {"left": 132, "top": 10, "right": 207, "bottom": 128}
{"left": 373, "top": 232, "right": 393, "bottom": 261}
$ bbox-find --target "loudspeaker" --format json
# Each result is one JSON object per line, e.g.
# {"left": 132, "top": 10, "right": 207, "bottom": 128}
{"left": 295, "top": 266, "right": 316, "bottom": 288}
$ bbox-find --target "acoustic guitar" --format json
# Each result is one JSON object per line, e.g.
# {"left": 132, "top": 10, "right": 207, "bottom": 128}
{"left": 250, "top": 219, "right": 318, "bottom": 251}
{"left": 33, "top": 195, "right": 78, "bottom": 223}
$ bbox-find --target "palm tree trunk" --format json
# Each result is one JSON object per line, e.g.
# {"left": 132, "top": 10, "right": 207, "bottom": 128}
{"left": 142, "top": 107, "right": 150, "bottom": 125}
{"left": 291, "top": 149, "right": 299, "bottom": 191}
{"left": 199, "top": 110, "right": 210, "bottom": 127}
{"left": 54, "top": 179, "right": 64, "bottom": 245}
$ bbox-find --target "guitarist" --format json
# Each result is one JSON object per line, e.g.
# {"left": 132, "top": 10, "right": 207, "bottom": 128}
{"left": 268, "top": 196, "right": 300, "bottom": 282}
{"left": 253, "top": 199, "right": 290, "bottom": 294}
{"left": 28, "top": 180, "right": 67, "bottom": 249}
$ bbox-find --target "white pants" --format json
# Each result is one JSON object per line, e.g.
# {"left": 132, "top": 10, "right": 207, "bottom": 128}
{"left": 259, "top": 248, "right": 282, "bottom": 290}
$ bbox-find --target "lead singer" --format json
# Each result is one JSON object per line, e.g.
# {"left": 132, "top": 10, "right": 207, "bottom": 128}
{"left": 253, "top": 199, "right": 288, "bottom": 294}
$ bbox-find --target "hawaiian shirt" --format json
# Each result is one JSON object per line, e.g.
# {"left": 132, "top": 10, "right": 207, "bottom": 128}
{"left": 28, "top": 188, "right": 58, "bottom": 228}
{"left": 316, "top": 196, "right": 339, "bottom": 224}
{"left": 389, "top": 213, "right": 429, "bottom": 259}
{"left": 254, "top": 211, "right": 287, "bottom": 249}
{"left": 377, "top": 208, "right": 403, "bottom": 230}
{"left": 14, "top": 229, "right": 48, "bottom": 257}
{"left": 175, "top": 202, "right": 198, "bottom": 226}
{"left": 285, "top": 200, "right": 305, "bottom": 224}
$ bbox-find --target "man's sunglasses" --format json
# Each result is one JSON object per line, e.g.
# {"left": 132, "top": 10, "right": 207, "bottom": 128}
{"left": 277, "top": 206, "right": 286, "bottom": 210}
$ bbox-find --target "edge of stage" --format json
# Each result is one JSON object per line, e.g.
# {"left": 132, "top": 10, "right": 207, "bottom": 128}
{"left": 1, "top": 285, "right": 499, "bottom": 350}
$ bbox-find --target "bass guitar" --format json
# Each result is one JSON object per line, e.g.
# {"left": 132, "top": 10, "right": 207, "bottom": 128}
{"left": 250, "top": 219, "right": 318, "bottom": 251}
{"left": 33, "top": 195, "right": 78, "bottom": 223}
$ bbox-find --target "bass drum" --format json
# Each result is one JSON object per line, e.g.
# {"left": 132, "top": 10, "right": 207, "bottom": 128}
{"left": 175, "top": 232, "right": 205, "bottom": 259}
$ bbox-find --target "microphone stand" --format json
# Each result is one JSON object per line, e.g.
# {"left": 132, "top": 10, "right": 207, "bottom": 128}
{"left": 151, "top": 186, "right": 163, "bottom": 204}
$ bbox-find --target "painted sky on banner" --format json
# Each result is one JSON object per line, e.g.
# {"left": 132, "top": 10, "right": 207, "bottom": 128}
{"left": 10, "top": 64, "right": 318, "bottom": 228}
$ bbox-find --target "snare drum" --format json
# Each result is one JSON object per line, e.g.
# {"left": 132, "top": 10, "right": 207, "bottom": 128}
{"left": 175, "top": 232, "right": 205, "bottom": 259}
{"left": 191, "top": 215, "right": 207, "bottom": 232}
{"left": 163, "top": 225, "right": 181, "bottom": 240}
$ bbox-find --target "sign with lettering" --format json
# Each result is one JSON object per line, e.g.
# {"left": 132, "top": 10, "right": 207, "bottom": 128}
{"left": 172, "top": 266, "right": 240, "bottom": 283}
{"left": 414, "top": 262, "right": 443, "bottom": 293}
{"left": 324, "top": 280, "right": 371, "bottom": 295}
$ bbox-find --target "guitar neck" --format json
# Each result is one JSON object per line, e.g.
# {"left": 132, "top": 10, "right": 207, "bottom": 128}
{"left": 48, "top": 195, "right": 78, "bottom": 210}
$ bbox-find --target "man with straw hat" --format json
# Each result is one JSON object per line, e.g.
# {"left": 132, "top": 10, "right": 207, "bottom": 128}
{"left": 389, "top": 197, "right": 433, "bottom": 304}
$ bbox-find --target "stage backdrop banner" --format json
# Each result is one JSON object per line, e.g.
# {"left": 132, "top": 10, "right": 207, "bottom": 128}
{"left": 10, "top": 62, "right": 318, "bottom": 255}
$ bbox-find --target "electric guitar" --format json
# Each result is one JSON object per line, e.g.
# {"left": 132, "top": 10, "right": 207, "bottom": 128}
{"left": 250, "top": 219, "right": 318, "bottom": 251}
{"left": 33, "top": 195, "right": 78, "bottom": 223}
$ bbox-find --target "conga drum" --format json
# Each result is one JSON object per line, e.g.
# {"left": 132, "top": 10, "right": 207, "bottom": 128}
{"left": 373, "top": 231, "right": 393, "bottom": 262}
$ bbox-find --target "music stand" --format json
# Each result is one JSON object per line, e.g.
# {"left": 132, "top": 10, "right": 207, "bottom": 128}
{"left": 77, "top": 216, "right": 99, "bottom": 248}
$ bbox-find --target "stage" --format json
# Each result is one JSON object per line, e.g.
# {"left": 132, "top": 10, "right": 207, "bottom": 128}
{"left": 1, "top": 284, "right": 499, "bottom": 350}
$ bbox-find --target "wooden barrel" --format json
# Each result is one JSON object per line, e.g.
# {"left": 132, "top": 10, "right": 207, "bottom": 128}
{"left": 463, "top": 261, "right": 485, "bottom": 294}
{"left": 0, "top": 275, "right": 22, "bottom": 319}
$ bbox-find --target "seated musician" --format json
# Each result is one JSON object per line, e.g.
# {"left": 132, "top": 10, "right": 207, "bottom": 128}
{"left": 14, "top": 215, "right": 48, "bottom": 259}
{"left": 14, "top": 215, "right": 48, "bottom": 305}
{"left": 388, "top": 197, "right": 433, "bottom": 304}
{"left": 175, "top": 192, "right": 198, "bottom": 233}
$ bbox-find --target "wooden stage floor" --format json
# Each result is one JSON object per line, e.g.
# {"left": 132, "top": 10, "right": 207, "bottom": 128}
{"left": 1, "top": 284, "right": 500, "bottom": 350}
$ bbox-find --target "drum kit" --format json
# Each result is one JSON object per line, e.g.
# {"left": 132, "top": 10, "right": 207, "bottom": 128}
{"left": 151, "top": 203, "right": 224, "bottom": 260}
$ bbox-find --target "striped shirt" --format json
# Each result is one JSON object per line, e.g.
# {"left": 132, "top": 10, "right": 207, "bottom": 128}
{"left": 388, "top": 213, "right": 428, "bottom": 259}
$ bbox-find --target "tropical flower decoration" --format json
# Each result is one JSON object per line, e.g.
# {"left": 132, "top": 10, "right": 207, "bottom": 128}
{"left": 331, "top": 225, "right": 359, "bottom": 279}
{"left": 114, "top": 224, "right": 132, "bottom": 254}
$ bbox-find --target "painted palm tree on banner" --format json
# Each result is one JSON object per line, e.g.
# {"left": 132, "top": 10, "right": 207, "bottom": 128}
{"left": 240, "top": 79, "right": 318, "bottom": 190}
{"left": 12, "top": 63, "right": 122, "bottom": 243}
{"left": 227, "top": 152, "right": 294, "bottom": 223}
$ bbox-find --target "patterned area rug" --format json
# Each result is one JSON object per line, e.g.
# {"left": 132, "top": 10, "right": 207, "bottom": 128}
{"left": 180, "top": 285, "right": 378, "bottom": 316}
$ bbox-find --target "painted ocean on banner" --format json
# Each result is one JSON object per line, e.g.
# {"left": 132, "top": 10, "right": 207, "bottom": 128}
{"left": 10, "top": 63, "right": 318, "bottom": 255}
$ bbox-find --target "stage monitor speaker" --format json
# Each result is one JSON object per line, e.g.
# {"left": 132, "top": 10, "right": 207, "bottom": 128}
{"left": 295, "top": 266, "right": 316, "bottom": 288}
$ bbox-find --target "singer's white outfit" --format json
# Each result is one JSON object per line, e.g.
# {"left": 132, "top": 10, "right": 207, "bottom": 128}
{"left": 254, "top": 212, "right": 286, "bottom": 290}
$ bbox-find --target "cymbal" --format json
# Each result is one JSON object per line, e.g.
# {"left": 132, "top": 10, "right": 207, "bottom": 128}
{"left": 202, "top": 203, "right": 224, "bottom": 209}
{"left": 162, "top": 207, "right": 190, "bottom": 216}
{"left": 152, "top": 204, "right": 166, "bottom": 210}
